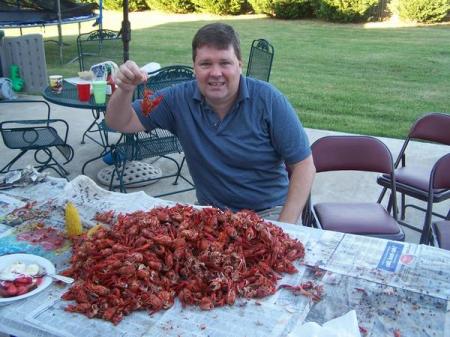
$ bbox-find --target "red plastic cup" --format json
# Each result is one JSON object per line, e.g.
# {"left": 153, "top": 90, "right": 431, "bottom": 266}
{"left": 77, "top": 83, "right": 91, "bottom": 102}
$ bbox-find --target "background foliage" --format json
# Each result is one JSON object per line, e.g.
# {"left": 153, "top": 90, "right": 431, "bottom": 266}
{"left": 81, "top": 0, "right": 450, "bottom": 23}
{"left": 389, "top": 0, "right": 450, "bottom": 23}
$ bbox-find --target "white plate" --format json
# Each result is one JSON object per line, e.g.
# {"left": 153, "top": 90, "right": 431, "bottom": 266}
{"left": 0, "top": 253, "right": 55, "bottom": 306}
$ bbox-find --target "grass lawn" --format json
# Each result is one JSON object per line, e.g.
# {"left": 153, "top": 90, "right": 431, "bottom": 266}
{"left": 43, "top": 14, "right": 450, "bottom": 139}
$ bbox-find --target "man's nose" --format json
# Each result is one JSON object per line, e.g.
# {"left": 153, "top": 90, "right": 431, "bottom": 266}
{"left": 210, "top": 64, "right": 222, "bottom": 77}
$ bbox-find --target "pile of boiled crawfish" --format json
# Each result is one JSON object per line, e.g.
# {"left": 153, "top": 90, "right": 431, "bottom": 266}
{"left": 61, "top": 204, "right": 305, "bottom": 324}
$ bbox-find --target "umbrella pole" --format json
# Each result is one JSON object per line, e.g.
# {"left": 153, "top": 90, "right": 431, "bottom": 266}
{"left": 122, "top": 0, "right": 130, "bottom": 63}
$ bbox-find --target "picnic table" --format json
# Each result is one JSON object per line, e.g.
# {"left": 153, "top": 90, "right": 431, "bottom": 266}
{"left": 0, "top": 174, "right": 449, "bottom": 337}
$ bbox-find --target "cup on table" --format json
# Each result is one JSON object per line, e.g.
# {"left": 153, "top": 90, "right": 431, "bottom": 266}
{"left": 49, "top": 75, "right": 63, "bottom": 94}
{"left": 92, "top": 80, "right": 107, "bottom": 104}
{"left": 76, "top": 83, "right": 91, "bottom": 102}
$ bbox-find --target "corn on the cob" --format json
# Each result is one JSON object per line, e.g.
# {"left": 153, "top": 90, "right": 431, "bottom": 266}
{"left": 65, "top": 202, "right": 83, "bottom": 237}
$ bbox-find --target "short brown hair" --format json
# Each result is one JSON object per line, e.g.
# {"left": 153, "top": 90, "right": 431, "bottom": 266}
{"left": 192, "top": 23, "right": 241, "bottom": 62}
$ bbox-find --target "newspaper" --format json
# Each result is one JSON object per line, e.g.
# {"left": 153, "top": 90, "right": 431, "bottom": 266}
{"left": 321, "top": 234, "right": 450, "bottom": 299}
{"left": 0, "top": 176, "right": 449, "bottom": 337}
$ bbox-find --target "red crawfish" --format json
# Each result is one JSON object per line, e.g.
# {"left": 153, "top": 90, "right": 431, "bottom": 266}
{"left": 141, "top": 89, "right": 163, "bottom": 117}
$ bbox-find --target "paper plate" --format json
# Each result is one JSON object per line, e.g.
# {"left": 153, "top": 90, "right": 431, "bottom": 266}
{"left": 0, "top": 253, "right": 55, "bottom": 306}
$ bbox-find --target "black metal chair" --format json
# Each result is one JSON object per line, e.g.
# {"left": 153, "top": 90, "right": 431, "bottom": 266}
{"left": 306, "top": 135, "right": 405, "bottom": 241}
{"left": 110, "top": 65, "right": 195, "bottom": 196}
{"left": 246, "top": 38, "right": 274, "bottom": 82}
{"left": 0, "top": 100, "right": 74, "bottom": 177}
{"left": 377, "top": 112, "right": 450, "bottom": 243}
{"left": 77, "top": 29, "right": 122, "bottom": 72}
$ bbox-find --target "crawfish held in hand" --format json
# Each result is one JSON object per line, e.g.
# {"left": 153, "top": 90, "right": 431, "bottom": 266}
{"left": 62, "top": 205, "right": 305, "bottom": 324}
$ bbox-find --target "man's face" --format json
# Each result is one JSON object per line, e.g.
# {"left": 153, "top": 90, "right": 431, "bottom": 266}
{"left": 194, "top": 44, "right": 242, "bottom": 108}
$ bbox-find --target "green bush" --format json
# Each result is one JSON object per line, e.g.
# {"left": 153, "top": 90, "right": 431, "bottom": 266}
{"left": 145, "top": 0, "right": 195, "bottom": 13}
{"left": 273, "top": 0, "right": 314, "bottom": 19}
{"left": 389, "top": 0, "right": 450, "bottom": 23}
{"left": 192, "top": 0, "right": 250, "bottom": 14}
{"left": 248, "top": 0, "right": 273, "bottom": 14}
{"left": 313, "top": 0, "right": 380, "bottom": 22}
{"left": 80, "top": 0, "right": 149, "bottom": 11}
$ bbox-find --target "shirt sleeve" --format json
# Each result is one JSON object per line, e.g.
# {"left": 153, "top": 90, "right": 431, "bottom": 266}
{"left": 268, "top": 90, "right": 311, "bottom": 165}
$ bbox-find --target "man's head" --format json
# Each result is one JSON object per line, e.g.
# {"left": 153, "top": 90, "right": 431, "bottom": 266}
{"left": 192, "top": 23, "right": 243, "bottom": 112}
{"left": 192, "top": 23, "right": 242, "bottom": 62}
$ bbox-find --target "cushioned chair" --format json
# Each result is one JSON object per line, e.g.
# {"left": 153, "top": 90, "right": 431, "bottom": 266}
{"left": 0, "top": 100, "right": 74, "bottom": 177}
{"left": 308, "top": 135, "right": 405, "bottom": 241}
{"left": 422, "top": 154, "right": 450, "bottom": 247}
{"left": 377, "top": 112, "right": 450, "bottom": 243}
{"left": 110, "top": 65, "right": 195, "bottom": 196}
{"left": 246, "top": 39, "right": 274, "bottom": 82}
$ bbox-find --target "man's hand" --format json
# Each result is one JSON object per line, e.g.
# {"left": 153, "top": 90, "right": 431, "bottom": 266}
{"left": 106, "top": 60, "right": 147, "bottom": 133}
{"left": 115, "top": 60, "right": 148, "bottom": 93}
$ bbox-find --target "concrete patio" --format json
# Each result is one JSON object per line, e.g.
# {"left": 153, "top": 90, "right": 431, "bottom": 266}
{"left": 0, "top": 96, "right": 448, "bottom": 244}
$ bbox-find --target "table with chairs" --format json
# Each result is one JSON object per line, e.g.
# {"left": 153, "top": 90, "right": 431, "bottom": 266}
{"left": 41, "top": 80, "right": 117, "bottom": 175}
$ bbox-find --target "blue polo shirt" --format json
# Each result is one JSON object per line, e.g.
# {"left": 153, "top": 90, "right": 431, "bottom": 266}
{"left": 133, "top": 76, "right": 311, "bottom": 212}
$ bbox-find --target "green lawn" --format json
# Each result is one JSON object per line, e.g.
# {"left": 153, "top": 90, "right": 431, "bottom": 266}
{"left": 46, "top": 17, "right": 450, "bottom": 139}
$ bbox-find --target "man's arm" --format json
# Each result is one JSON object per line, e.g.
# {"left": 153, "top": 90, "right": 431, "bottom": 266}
{"left": 278, "top": 154, "right": 316, "bottom": 224}
{"left": 105, "top": 60, "right": 148, "bottom": 133}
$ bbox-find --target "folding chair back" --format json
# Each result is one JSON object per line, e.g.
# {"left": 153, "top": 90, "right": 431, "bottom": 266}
{"left": 309, "top": 135, "right": 404, "bottom": 241}
{"left": 111, "top": 65, "right": 195, "bottom": 196}
{"left": 409, "top": 113, "right": 450, "bottom": 145}
{"left": 313, "top": 136, "right": 393, "bottom": 174}
{"left": 377, "top": 112, "right": 450, "bottom": 243}
{"left": 77, "top": 29, "right": 122, "bottom": 71}
{"left": 0, "top": 100, "right": 74, "bottom": 177}
{"left": 246, "top": 39, "right": 274, "bottom": 82}
{"left": 425, "top": 154, "right": 450, "bottom": 246}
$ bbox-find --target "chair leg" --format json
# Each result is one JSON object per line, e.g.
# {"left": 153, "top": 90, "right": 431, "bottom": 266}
{"left": 377, "top": 186, "right": 388, "bottom": 203}
{"left": 401, "top": 193, "right": 406, "bottom": 220}
{"left": 173, "top": 156, "right": 187, "bottom": 185}
{"left": 35, "top": 149, "right": 69, "bottom": 177}
{"left": 0, "top": 150, "right": 28, "bottom": 173}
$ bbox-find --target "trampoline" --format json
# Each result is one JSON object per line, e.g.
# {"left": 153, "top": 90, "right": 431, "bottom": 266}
{"left": 0, "top": 0, "right": 103, "bottom": 63}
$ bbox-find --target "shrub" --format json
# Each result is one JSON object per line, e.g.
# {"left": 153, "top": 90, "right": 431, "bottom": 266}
{"left": 145, "top": 0, "right": 195, "bottom": 13}
{"left": 273, "top": 0, "right": 314, "bottom": 19}
{"left": 192, "top": 0, "right": 250, "bottom": 15}
{"left": 389, "top": 0, "right": 450, "bottom": 23}
{"left": 313, "top": 0, "right": 380, "bottom": 22}
{"left": 248, "top": 0, "right": 273, "bottom": 14}
{"left": 80, "top": 0, "right": 149, "bottom": 11}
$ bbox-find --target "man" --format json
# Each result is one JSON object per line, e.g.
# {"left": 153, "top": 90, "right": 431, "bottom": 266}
{"left": 106, "top": 23, "right": 315, "bottom": 224}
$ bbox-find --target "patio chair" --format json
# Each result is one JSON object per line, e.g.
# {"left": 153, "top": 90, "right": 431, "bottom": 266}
{"left": 307, "top": 135, "right": 405, "bottom": 241}
{"left": 377, "top": 112, "right": 450, "bottom": 243}
{"left": 246, "top": 38, "right": 274, "bottom": 82}
{"left": 0, "top": 100, "right": 74, "bottom": 177}
{"left": 76, "top": 29, "right": 122, "bottom": 72}
{"left": 109, "top": 65, "right": 195, "bottom": 196}
{"left": 419, "top": 153, "right": 450, "bottom": 247}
